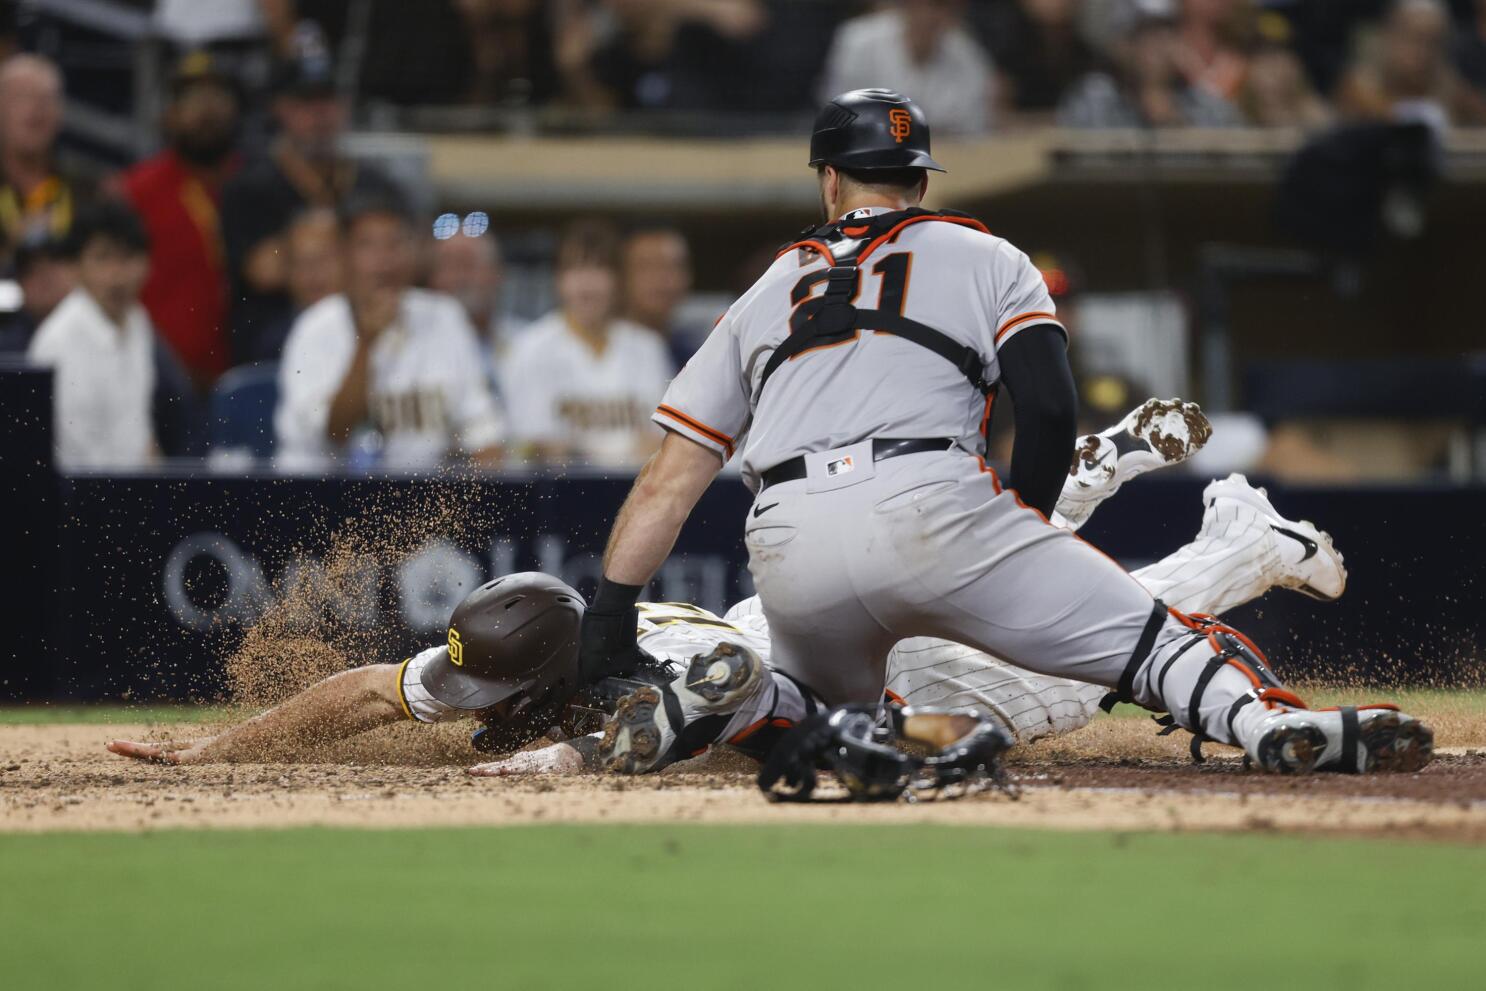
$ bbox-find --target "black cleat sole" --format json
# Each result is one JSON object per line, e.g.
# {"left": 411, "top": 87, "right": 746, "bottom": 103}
{"left": 1356, "top": 712, "right": 1434, "bottom": 773}
{"left": 599, "top": 686, "right": 664, "bottom": 775}
{"left": 1254, "top": 724, "right": 1326, "bottom": 774}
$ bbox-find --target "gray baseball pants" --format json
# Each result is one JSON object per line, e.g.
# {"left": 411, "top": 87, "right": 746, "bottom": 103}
{"left": 744, "top": 445, "right": 1271, "bottom": 747}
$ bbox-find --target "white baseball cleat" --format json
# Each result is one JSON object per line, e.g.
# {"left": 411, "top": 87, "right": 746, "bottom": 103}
{"left": 1239, "top": 703, "right": 1434, "bottom": 774}
{"left": 599, "top": 641, "right": 766, "bottom": 775}
{"left": 1203, "top": 474, "right": 1347, "bottom": 601}
{"left": 1053, "top": 398, "right": 1212, "bottom": 529}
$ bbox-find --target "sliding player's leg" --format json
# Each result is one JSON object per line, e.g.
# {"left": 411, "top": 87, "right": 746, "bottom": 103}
{"left": 1052, "top": 398, "right": 1211, "bottom": 530}
{"left": 1131, "top": 474, "right": 1347, "bottom": 614}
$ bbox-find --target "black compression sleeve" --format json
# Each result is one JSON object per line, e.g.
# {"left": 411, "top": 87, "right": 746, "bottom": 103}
{"left": 997, "top": 324, "right": 1078, "bottom": 518}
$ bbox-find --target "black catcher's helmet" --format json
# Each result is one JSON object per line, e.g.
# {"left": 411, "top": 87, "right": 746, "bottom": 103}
{"left": 808, "top": 88, "right": 945, "bottom": 173}
{"left": 418, "top": 572, "right": 584, "bottom": 727}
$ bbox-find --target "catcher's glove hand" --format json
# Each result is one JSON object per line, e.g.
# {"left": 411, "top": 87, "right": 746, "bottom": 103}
{"left": 757, "top": 704, "right": 1016, "bottom": 803}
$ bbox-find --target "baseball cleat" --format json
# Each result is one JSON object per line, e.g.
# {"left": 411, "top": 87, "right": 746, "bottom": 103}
{"left": 1242, "top": 704, "right": 1434, "bottom": 774}
{"left": 598, "top": 641, "right": 766, "bottom": 775}
{"left": 1053, "top": 398, "right": 1212, "bottom": 529}
{"left": 1203, "top": 474, "right": 1347, "bottom": 600}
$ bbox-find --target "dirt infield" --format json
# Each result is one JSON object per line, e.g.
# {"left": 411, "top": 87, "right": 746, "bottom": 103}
{"left": 4, "top": 716, "right": 1483, "bottom": 841}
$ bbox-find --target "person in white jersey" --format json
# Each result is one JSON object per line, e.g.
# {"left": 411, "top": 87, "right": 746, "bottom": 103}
{"left": 500, "top": 220, "right": 675, "bottom": 468}
{"left": 274, "top": 195, "right": 505, "bottom": 471}
{"left": 573, "top": 88, "right": 1432, "bottom": 778}
{"left": 105, "top": 403, "right": 1353, "bottom": 775}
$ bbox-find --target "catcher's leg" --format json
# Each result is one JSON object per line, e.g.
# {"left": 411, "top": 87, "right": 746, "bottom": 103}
{"left": 872, "top": 465, "right": 1431, "bottom": 774}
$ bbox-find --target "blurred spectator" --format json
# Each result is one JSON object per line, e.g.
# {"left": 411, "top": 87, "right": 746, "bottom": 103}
{"left": 819, "top": 0, "right": 996, "bottom": 134}
{"left": 1454, "top": 0, "right": 1486, "bottom": 105}
{"left": 0, "top": 54, "right": 86, "bottom": 267}
{"left": 220, "top": 26, "right": 401, "bottom": 364}
{"left": 245, "top": 206, "right": 342, "bottom": 362}
{"left": 619, "top": 223, "right": 698, "bottom": 366}
{"left": 557, "top": 0, "right": 768, "bottom": 112}
{"left": 0, "top": 236, "right": 75, "bottom": 352}
{"left": 261, "top": 0, "right": 349, "bottom": 58}
{"left": 1172, "top": 0, "right": 1255, "bottom": 102}
{"left": 459, "top": 0, "right": 561, "bottom": 106}
{"left": 974, "top": 0, "right": 1098, "bottom": 115}
{"left": 1336, "top": 0, "right": 1486, "bottom": 128}
{"left": 1238, "top": 12, "right": 1331, "bottom": 127}
{"left": 500, "top": 219, "right": 673, "bottom": 466}
{"left": 427, "top": 227, "right": 522, "bottom": 354}
{"left": 275, "top": 197, "right": 504, "bottom": 471}
{"left": 155, "top": 0, "right": 266, "bottom": 46}
{"left": 1058, "top": 8, "right": 1243, "bottom": 128}
{"left": 119, "top": 53, "right": 242, "bottom": 390}
{"left": 26, "top": 203, "right": 158, "bottom": 469}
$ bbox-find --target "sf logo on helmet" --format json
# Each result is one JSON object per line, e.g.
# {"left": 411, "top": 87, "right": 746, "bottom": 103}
{"left": 447, "top": 627, "right": 464, "bottom": 667}
{"left": 888, "top": 108, "right": 912, "bottom": 144}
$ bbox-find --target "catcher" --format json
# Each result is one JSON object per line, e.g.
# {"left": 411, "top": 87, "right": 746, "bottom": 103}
{"left": 109, "top": 398, "right": 1379, "bottom": 782}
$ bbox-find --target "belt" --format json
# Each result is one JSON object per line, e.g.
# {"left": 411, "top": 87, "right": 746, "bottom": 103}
{"left": 759, "top": 437, "right": 955, "bottom": 490}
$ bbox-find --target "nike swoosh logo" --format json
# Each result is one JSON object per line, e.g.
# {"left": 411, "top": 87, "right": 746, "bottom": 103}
{"left": 752, "top": 502, "right": 780, "bottom": 518}
{"left": 1271, "top": 525, "right": 1318, "bottom": 562}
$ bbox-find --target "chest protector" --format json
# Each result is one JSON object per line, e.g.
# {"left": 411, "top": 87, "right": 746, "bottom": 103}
{"left": 760, "top": 208, "right": 996, "bottom": 398}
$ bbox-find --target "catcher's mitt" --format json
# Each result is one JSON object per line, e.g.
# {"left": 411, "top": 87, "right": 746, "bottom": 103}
{"left": 757, "top": 703, "right": 1016, "bottom": 803}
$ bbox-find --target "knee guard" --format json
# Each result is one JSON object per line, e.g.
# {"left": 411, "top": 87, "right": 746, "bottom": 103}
{"left": 1151, "top": 611, "right": 1310, "bottom": 761}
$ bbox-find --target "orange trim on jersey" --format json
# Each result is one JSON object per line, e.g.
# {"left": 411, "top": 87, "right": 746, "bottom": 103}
{"left": 978, "top": 392, "right": 995, "bottom": 439}
{"left": 985, "top": 457, "right": 1164, "bottom": 598}
{"left": 857, "top": 214, "right": 990, "bottom": 267}
{"left": 655, "top": 405, "right": 735, "bottom": 457}
{"left": 971, "top": 455, "right": 1004, "bottom": 494}
{"left": 995, "top": 311, "right": 1060, "bottom": 344}
{"left": 884, "top": 689, "right": 907, "bottom": 706}
{"left": 776, "top": 239, "right": 837, "bottom": 265}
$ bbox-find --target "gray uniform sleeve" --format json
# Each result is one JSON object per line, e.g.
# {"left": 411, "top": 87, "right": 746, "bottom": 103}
{"left": 650, "top": 313, "right": 748, "bottom": 460}
{"left": 993, "top": 246, "right": 1067, "bottom": 351}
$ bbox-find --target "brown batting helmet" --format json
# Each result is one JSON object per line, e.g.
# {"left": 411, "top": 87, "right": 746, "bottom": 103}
{"left": 418, "top": 572, "right": 584, "bottom": 720}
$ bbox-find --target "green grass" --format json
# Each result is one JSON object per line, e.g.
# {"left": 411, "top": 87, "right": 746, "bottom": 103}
{"left": 2, "top": 825, "right": 1482, "bottom": 990}
{"left": 0, "top": 704, "right": 233, "bottom": 725}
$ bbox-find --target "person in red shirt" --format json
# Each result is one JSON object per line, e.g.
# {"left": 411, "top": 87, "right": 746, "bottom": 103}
{"left": 119, "top": 52, "right": 242, "bottom": 388}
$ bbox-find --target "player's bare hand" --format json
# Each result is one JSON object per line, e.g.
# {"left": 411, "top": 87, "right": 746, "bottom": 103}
{"left": 106, "top": 739, "right": 206, "bottom": 765}
{"left": 468, "top": 742, "right": 586, "bottom": 777}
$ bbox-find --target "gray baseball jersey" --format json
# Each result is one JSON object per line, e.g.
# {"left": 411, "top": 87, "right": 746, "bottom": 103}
{"left": 652, "top": 206, "right": 1063, "bottom": 486}
{"left": 648, "top": 205, "right": 1278, "bottom": 756}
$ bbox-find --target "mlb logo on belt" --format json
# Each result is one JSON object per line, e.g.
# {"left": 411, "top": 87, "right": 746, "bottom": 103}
{"left": 827, "top": 456, "right": 855, "bottom": 476}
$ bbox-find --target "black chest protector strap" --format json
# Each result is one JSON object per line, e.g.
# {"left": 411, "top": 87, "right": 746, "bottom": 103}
{"left": 759, "top": 209, "right": 996, "bottom": 397}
